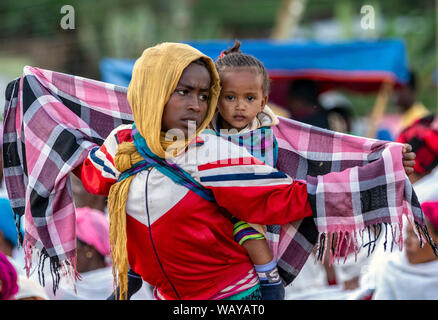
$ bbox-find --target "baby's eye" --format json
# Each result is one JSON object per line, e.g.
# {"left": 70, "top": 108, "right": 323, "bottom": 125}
{"left": 247, "top": 96, "right": 255, "bottom": 101}
{"left": 199, "top": 94, "right": 209, "bottom": 101}
{"left": 225, "top": 95, "right": 234, "bottom": 101}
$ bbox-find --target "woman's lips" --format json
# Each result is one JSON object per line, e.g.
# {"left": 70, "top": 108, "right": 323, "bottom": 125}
{"left": 181, "top": 118, "right": 198, "bottom": 124}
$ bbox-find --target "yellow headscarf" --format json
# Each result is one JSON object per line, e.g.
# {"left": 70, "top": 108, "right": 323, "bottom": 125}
{"left": 107, "top": 42, "right": 220, "bottom": 299}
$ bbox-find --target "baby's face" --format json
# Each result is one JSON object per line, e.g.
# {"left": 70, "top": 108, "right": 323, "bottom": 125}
{"left": 218, "top": 68, "right": 267, "bottom": 131}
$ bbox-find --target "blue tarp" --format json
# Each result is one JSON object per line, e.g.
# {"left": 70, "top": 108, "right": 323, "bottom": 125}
{"left": 186, "top": 39, "right": 410, "bottom": 83}
{"left": 100, "top": 58, "right": 135, "bottom": 88}
{"left": 100, "top": 38, "right": 410, "bottom": 87}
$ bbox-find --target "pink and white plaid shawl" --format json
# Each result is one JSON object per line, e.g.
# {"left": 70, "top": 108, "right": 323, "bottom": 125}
{"left": 3, "top": 66, "right": 436, "bottom": 291}
{"left": 3, "top": 66, "right": 132, "bottom": 291}
{"left": 270, "top": 118, "right": 437, "bottom": 283}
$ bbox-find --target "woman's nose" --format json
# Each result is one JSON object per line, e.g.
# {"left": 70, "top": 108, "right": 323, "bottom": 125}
{"left": 187, "top": 96, "right": 201, "bottom": 112}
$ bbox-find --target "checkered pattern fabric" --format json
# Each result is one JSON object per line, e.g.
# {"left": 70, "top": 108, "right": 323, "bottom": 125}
{"left": 3, "top": 66, "right": 436, "bottom": 292}
{"left": 2, "top": 67, "right": 133, "bottom": 290}
{"left": 269, "top": 117, "right": 437, "bottom": 284}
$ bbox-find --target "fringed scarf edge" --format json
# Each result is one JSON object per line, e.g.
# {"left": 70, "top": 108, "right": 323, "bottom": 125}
{"left": 22, "top": 237, "right": 81, "bottom": 296}
{"left": 315, "top": 218, "right": 438, "bottom": 266}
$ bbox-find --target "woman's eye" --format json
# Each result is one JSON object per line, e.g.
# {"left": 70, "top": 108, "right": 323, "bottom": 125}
{"left": 176, "top": 89, "right": 188, "bottom": 96}
{"left": 199, "top": 94, "right": 209, "bottom": 101}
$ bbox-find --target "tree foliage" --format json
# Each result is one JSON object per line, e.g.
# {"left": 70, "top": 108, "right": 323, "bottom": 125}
{"left": 0, "top": 0, "right": 436, "bottom": 112}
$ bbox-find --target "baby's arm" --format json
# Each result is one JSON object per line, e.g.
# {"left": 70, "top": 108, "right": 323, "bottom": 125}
{"left": 242, "top": 236, "right": 273, "bottom": 265}
{"left": 233, "top": 219, "right": 284, "bottom": 299}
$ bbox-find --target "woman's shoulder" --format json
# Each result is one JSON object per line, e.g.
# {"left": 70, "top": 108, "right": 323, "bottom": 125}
{"left": 96, "top": 124, "right": 133, "bottom": 159}
{"left": 197, "top": 130, "right": 245, "bottom": 151}
{"left": 107, "top": 123, "right": 133, "bottom": 143}
{"left": 99, "top": 124, "right": 133, "bottom": 151}
{"left": 192, "top": 130, "right": 253, "bottom": 164}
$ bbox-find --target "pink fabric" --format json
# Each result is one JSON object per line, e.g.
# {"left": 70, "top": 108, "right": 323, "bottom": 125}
{"left": 4, "top": 66, "right": 435, "bottom": 291}
{"left": 422, "top": 202, "right": 438, "bottom": 232}
{"left": 0, "top": 251, "right": 18, "bottom": 300}
{"left": 76, "top": 207, "right": 110, "bottom": 257}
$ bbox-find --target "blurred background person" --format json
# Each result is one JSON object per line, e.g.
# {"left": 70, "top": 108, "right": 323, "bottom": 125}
{"left": 45, "top": 206, "right": 114, "bottom": 300}
{"left": 14, "top": 275, "right": 48, "bottom": 300}
{"left": 0, "top": 197, "right": 25, "bottom": 276}
{"left": 395, "top": 71, "right": 431, "bottom": 135}
{"left": 0, "top": 250, "right": 18, "bottom": 300}
{"left": 397, "top": 114, "right": 438, "bottom": 185}
{"left": 286, "top": 79, "right": 330, "bottom": 129}
{"left": 412, "top": 164, "right": 438, "bottom": 204}
{"left": 0, "top": 194, "right": 49, "bottom": 300}
{"left": 0, "top": 196, "right": 24, "bottom": 270}
{"left": 347, "top": 114, "right": 438, "bottom": 300}
{"left": 319, "top": 90, "right": 353, "bottom": 133}
{"left": 285, "top": 250, "right": 343, "bottom": 300}
{"left": 70, "top": 173, "right": 107, "bottom": 214}
{"left": 0, "top": 198, "right": 20, "bottom": 260}
{"left": 285, "top": 235, "right": 375, "bottom": 300}
{"left": 45, "top": 206, "right": 153, "bottom": 300}
{"left": 372, "top": 201, "right": 438, "bottom": 300}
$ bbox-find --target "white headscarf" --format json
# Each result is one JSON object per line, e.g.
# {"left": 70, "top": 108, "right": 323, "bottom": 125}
{"left": 373, "top": 251, "right": 438, "bottom": 300}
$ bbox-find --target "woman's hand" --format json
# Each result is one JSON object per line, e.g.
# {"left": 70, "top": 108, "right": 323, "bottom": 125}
{"left": 402, "top": 143, "right": 416, "bottom": 176}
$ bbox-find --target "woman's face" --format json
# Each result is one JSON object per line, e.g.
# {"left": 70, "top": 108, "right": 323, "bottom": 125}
{"left": 161, "top": 62, "right": 211, "bottom": 138}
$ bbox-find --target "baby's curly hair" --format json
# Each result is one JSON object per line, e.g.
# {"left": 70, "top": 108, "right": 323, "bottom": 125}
{"left": 215, "top": 40, "right": 271, "bottom": 95}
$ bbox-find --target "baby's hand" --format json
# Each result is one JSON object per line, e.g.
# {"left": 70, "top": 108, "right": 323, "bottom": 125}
{"left": 402, "top": 143, "right": 416, "bottom": 176}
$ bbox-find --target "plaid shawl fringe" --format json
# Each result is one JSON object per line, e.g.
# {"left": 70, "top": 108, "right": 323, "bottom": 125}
{"left": 3, "top": 77, "right": 82, "bottom": 295}
{"left": 270, "top": 119, "right": 438, "bottom": 284}
{"left": 3, "top": 66, "right": 437, "bottom": 294}
{"left": 314, "top": 221, "right": 436, "bottom": 266}
{"left": 3, "top": 67, "right": 132, "bottom": 294}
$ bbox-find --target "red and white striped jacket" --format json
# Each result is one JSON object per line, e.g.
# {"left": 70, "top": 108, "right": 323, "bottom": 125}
{"left": 77, "top": 124, "right": 312, "bottom": 300}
